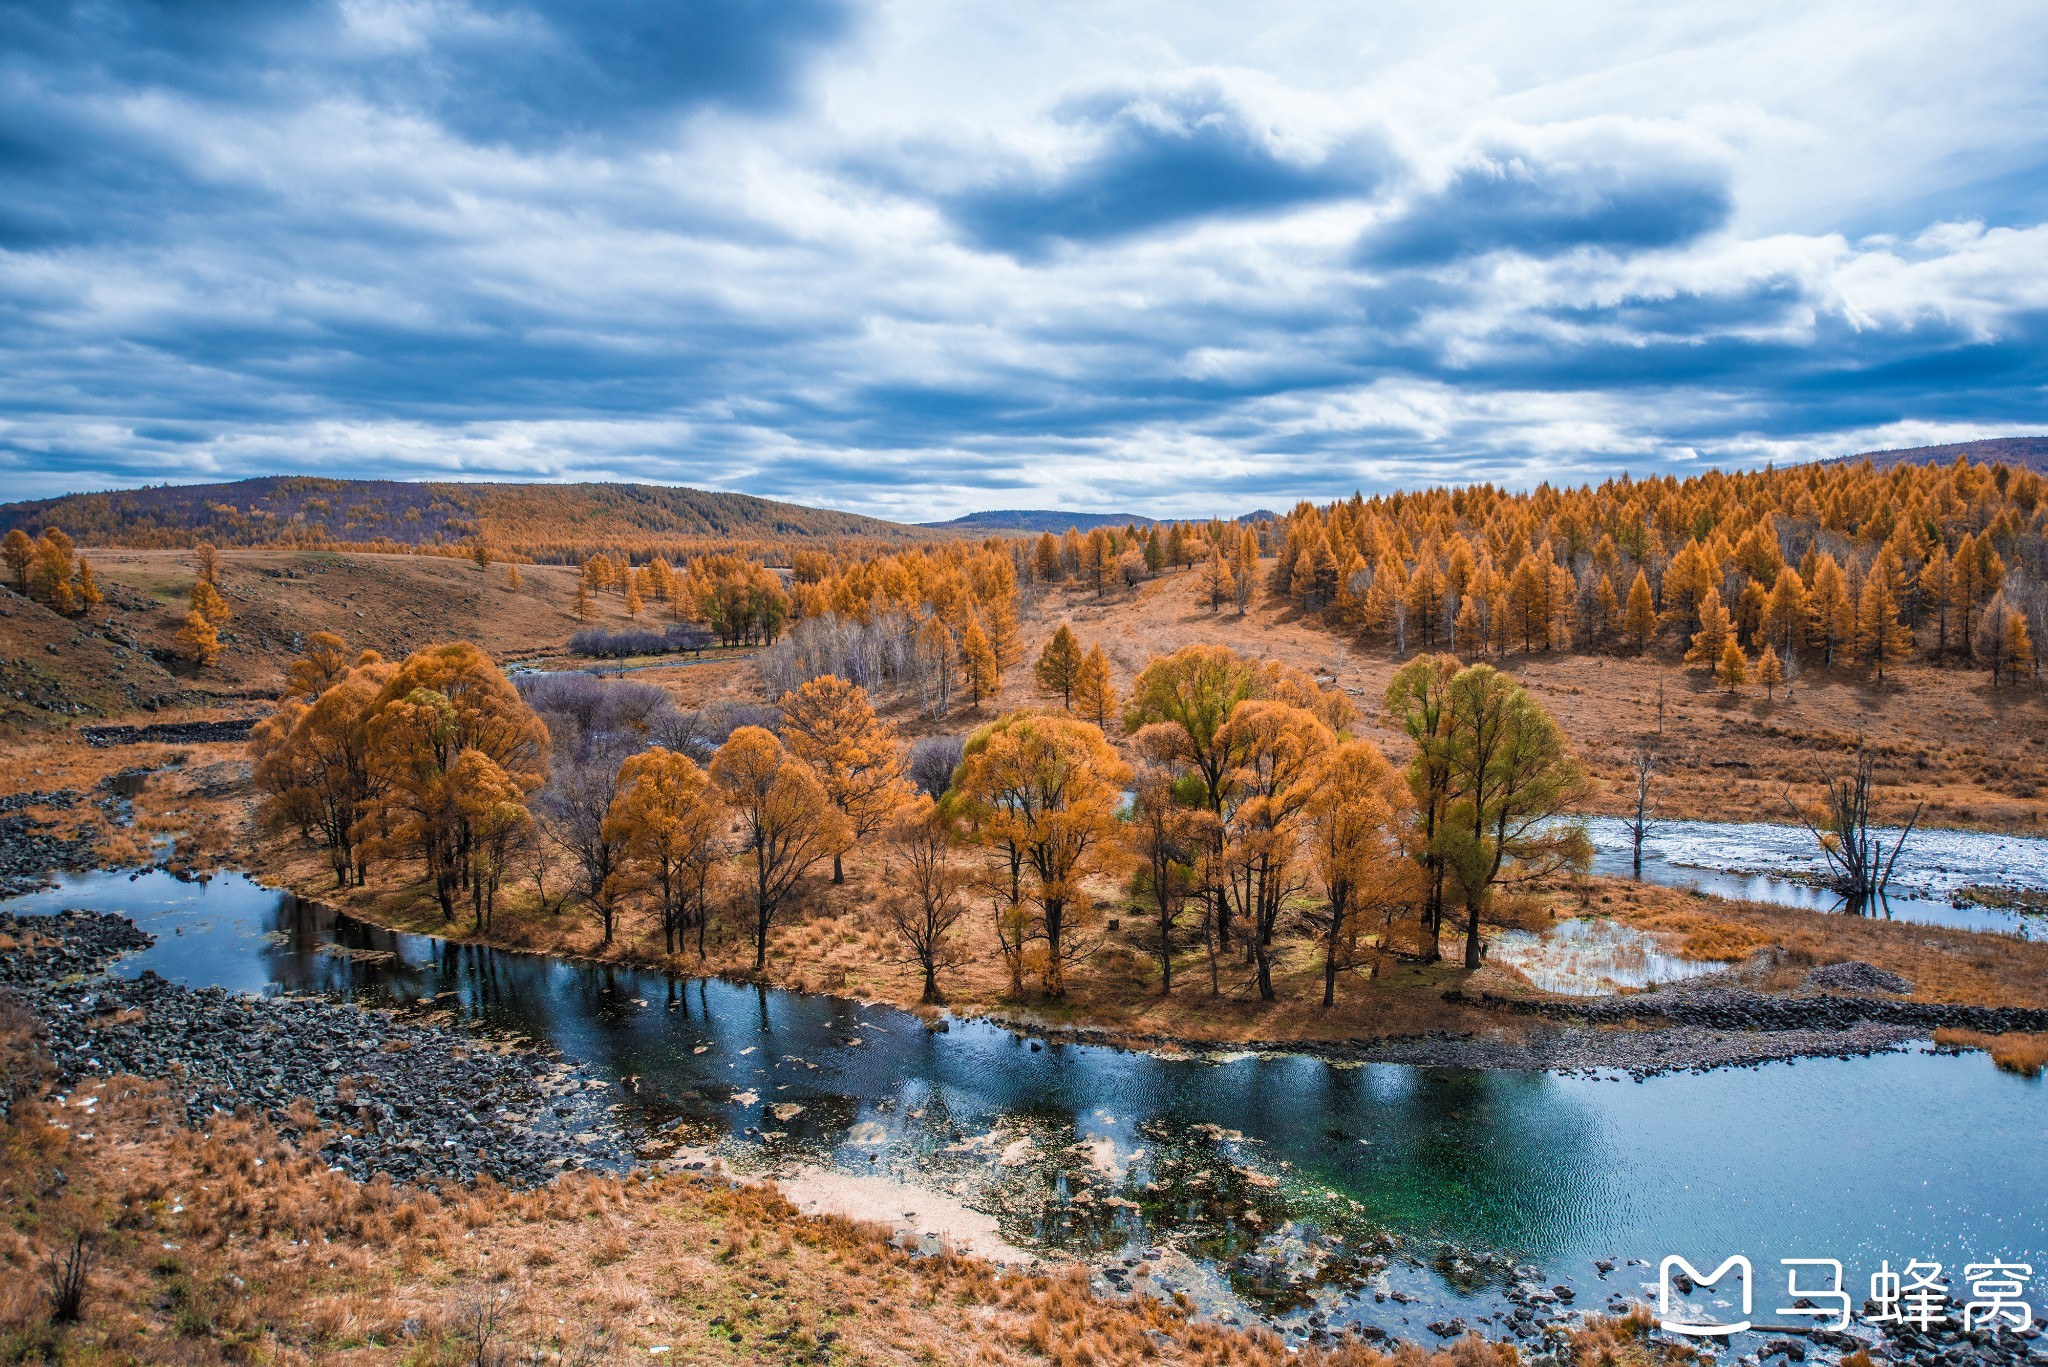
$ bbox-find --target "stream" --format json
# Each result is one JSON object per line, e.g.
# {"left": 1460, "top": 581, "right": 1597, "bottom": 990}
{"left": 6, "top": 865, "right": 2045, "bottom": 1350}
{"left": 1581, "top": 816, "right": 2048, "bottom": 937}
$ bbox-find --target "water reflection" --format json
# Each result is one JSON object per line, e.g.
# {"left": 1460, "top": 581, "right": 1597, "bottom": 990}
{"left": 7, "top": 868, "right": 2045, "bottom": 1339}
{"left": 1581, "top": 816, "right": 2048, "bottom": 935}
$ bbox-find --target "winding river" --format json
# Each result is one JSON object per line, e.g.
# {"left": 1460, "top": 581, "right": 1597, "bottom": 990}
{"left": 7, "top": 860, "right": 2046, "bottom": 1346}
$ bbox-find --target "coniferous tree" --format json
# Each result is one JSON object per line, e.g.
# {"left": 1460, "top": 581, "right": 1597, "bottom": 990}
{"left": 1034, "top": 623, "right": 1085, "bottom": 708}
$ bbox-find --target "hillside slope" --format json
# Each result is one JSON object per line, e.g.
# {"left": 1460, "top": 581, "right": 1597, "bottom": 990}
{"left": 0, "top": 477, "right": 930, "bottom": 554}
{"left": 921, "top": 509, "right": 1155, "bottom": 533}
{"left": 1837, "top": 435, "right": 2048, "bottom": 472}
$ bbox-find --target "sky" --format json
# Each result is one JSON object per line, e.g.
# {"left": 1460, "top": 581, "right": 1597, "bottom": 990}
{"left": 2, "top": 1, "right": 2046, "bottom": 521}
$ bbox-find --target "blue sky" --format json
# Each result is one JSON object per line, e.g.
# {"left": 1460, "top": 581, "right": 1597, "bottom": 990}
{"left": 2, "top": 0, "right": 2045, "bottom": 519}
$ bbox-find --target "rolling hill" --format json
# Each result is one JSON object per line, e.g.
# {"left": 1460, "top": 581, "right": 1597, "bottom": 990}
{"left": 1836, "top": 435, "right": 2048, "bottom": 473}
{"left": 918, "top": 509, "right": 1156, "bottom": 533}
{"left": 0, "top": 478, "right": 932, "bottom": 557}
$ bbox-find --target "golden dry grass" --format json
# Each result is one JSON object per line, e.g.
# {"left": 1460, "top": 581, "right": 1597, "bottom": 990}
{"left": 0, "top": 1052, "right": 1622, "bottom": 1367}
{"left": 1932, "top": 1028, "right": 2048, "bottom": 1077}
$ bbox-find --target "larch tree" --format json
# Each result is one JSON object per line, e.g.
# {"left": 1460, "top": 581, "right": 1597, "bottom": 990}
{"left": 1806, "top": 554, "right": 1853, "bottom": 665}
{"left": 1033, "top": 533, "right": 1062, "bottom": 582}
{"left": 1856, "top": 549, "right": 1913, "bottom": 680}
{"left": 189, "top": 577, "right": 231, "bottom": 630}
{"left": 960, "top": 617, "right": 1002, "bottom": 709}
{"left": 1034, "top": 624, "right": 1085, "bottom": 708}
{"left": 1683, "top": 587, "right": 1732, "bottom": 672}
{"left": 1202, "top": 546, "right": 1235, "bottom": 612}
{"left": 711, "top": 726, "right": 849, "bottom": 972}
{"left": 1, "top": 529, "right": 31, "bottom": 593}
{"left": 1073, "top": 644, "right": 1117, "bottom": 729}
{"left": 506, "top": 563, "right": 523, "bottom": 593}
{"left": 1301, "top": 739, "right": 1417, "bottom": 1007}
{"left": 175, "top": 610, "right": 221, "bottom": 666}
{"left": 195, "top": 543, "right": 220, "bottom": 585}
{"left": 1231, "top": 533, "right": 1257, "bottom": 614}
{"left": 603, "top": 746, "right": 726, "bottom": 957}
{"left": 1623, "top": 570, "right": 1657, "bottom": 653}
{"left": 1716, "top": 638, "right": 1749, "bottom": 693}
{"left": 1436, "top": 663, "right": 1591, "bottom": 970}
{"left": 949, "top": 711, "right": 1131, "bottom": 997}
{"left": 879, "top": 796, "right": 969, "bottom": 1004}
{"left": 1763, "top": 567, "right": 1808, "bottom": 657}
{"left": 777, "top": 675, "right": 911, "bottom": 883}
{"left": 1755, "top": 643, "right": 1785, "bottom": 699}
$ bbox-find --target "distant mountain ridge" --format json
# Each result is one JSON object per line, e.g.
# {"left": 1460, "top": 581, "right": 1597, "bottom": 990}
{"left": 0, "top": 476, "right": 928, "bottom": 552}
{"left": 1834, "top": 436, "right": 2048, "bottom": 473}
{"left": 919, "top": 509, "right": 1156, "bottom": 533}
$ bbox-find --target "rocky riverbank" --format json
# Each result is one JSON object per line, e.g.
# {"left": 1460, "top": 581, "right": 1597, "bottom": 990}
{"left": 80, "top": 717, "right": 259, "bottom": 746}
{"left": 0, "top": 788, "right": 101, "bottom": 897}
{"left": 1459, "top": 983, "right": 2048, "bottom": 1035}
{"left": 0, "top": 909, "right": 632, "bottom": 1187}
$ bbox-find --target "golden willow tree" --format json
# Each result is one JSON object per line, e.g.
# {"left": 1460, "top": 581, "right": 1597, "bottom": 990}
{"left": 948, "top": 711, "right": 1132, "bottom": 998}
{"left": 711, "top": 727, "right": 849, "bottom": 972}
{"left": 603, "top": 747, "right": 727, "bottom": 957}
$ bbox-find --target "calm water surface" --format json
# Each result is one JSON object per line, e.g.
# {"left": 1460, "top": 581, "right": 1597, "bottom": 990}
{"left": 8, "top": 867, "right": 2045, "bottom": 1338}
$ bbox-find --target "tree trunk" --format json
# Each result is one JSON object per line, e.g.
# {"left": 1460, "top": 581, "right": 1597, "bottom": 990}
{"left": 1463, "top": 896, "right": 1484, "bottom": 969}
{"left": 832, "top": 850, "right": 844, "bottom": 884}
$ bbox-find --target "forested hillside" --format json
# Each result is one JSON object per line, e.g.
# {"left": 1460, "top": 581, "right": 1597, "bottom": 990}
{"left": 1840, "top": 436, "right": 2048, "bottom": 473}
{"left": 0, "top": 477, "right": 932, "bottom": 562}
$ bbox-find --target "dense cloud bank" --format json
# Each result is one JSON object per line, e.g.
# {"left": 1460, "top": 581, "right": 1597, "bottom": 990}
{"left": 2, "top": 0, "right": 2046, "bottom": 514}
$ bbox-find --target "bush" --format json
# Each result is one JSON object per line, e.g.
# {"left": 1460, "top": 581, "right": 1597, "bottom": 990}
{"left": 907, "top": 733, "right": 966, "bottom": 797}
{"left": 566, "top": 622, "right": 715, "bottom": 659}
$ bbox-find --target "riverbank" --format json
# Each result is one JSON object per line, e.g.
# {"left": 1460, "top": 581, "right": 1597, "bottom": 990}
{"left": 0, "top": 909, "right": 632, "bottom": 1187}
{"left": 0, "top": 904, "right": 1685, "bottom": 1366}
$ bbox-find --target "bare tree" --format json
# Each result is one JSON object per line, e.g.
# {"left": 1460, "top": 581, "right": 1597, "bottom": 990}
{"left": 1785, "top": 745, "right": 1923, "bottom": 909}
{"left": 44, "top": 1232, "right": 94, "bottom": 1324}
{"left": 878, "top": 799, "right": 969, "bottom": 1003}
{"left": 1624, "top": 743, "right": 1658, "bottom": 879}
{"left": 450, "top": 1287, "right": 510, "bottom": 1367}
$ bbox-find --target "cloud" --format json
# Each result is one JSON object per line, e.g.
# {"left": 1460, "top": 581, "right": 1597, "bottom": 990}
{"left": 1357, "top": 121, "right": 1732, "bottom": 267}
{"left": 924, "top": 84, "right": 1392, "bottom": 255}
{"left": 0, "top": 0, "right": 854, "bottom": 150}
{"left": 2, "top": 4, "right": 2048, "bottom": 516}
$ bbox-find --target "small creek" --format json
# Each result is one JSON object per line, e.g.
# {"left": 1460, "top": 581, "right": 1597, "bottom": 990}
{"left": 6, "top": 866, "right": 2045, "bottom": 1347}
{"left": 1582, "top": 816, "right": 2048, "bottom": 936}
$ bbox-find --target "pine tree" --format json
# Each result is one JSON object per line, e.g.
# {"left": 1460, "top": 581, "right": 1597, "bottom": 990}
{"left": 1755, "top": 643, "right": 1784, "bottom": 699}
{"left": 1034, "top": 624, "right": 1085, "bottom": 708}
{"left": 1073, "top": 645, "right": 1118, "bottom": 729}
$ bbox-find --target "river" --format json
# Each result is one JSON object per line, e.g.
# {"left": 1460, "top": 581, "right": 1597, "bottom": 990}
{"left": 6, "top": 865, "right": 2045, "bottom": 1348}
